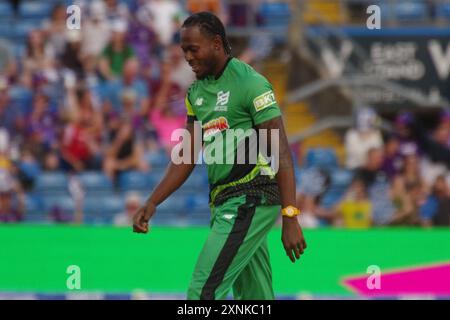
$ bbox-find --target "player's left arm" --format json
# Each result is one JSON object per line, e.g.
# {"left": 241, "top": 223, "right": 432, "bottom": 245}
{"left": 256, "top": 116, "right": 307, "bottom": 263}
{"left": 247, "top": 74, "right": 307, "bottom": 263}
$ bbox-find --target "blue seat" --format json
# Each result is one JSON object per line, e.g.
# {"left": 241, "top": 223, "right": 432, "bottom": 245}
{"left": 24, "top": 193, "right": 44, "bottom": 215}
{"left": 13, "top": 43, "right": 25, "bottom": 59}
{"left": 83, "top": 194, "right": 125, "bottom": 216}
{"left": 43, "top": 195, "right": 75, "bottom": 214}
{"left": 0, "top": 23, "right": 12, "bottom": 39}
{"left": 157, "top": 195, "right": 186, "bottom": 214}
{"left": 146, "top": 150, "right": 170, "bottom": 168}
{"left": 258, "top": 2, "right": 290, "bottom": 42}
{"left": 295, "top": 167, "right": 305, "bottom": 186}
{"left": 297, "top": 167, "right": 330, "bottom": 196}
{"left": 393, "top": 1, "right": 427, "bottom": 20}
{"left": 77, "top": 172, "right": 113, "bottom": 193}
{"left": 179, "top": 173, "right": 207, "bottom": 192}
{"left": 304, "top": 148, "right": 338, "bottom": 169}
{"left": 119, "top": 171, "right": 153, "bottom": 191}
{"left": 19, "top": 162, "right": 41, "bottom": 180}
{"left": 34, "top": 172, "right": 69, "bottom": 193}
{"left": 436, "top": 3, "right": 450, "bottom": 19}
{"left": 151, "top": 213, "right": 180, "bottom": 225}
{"left": 24, "top": 214, "right": 49, "bottom": 223}
{"left": 81, "top": 207, "right": 101, "bottom": 218}
{"left": 185, "top": 193, "right": 210, "bottom": 212}
{"left": 148, "top": 171, "right": 164, "bottom": 187}
{"left": 192, "top": 165, "right": 208, "bottom": 177}
{"left": 320, "top": 190, "right": 344, "bottom": 209}
{"left": 13, "top": 21, "right": 38, "bottom": 40}
{"left": 259, "top": 2, "right": 291, "bottom": 27}
{"left": 330, "top": 169, "right": 354, "bottom": 189}
{"left": 188, "top": 165, "right": 208, "bottom": 186}
{"left": 120, "top": 0, "right": 137, "bottom": 11}
{"left": 0, "top": 3, "right": 13, "bottom": 18}
{"left": 19, "top": 1, "right": 53, "bottom": 19}
{"left": 9, "top": 86, "right": 33, "bottom": 114}
{"left": 83, "top": 215, "right": 115, "bottom": 225}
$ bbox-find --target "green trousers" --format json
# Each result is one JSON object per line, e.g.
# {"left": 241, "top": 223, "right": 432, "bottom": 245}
{"left": 187, "top": 195, "right": 280, "bottom": 300}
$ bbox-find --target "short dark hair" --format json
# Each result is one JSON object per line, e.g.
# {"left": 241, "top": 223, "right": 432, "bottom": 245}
{"left": 182, "top": 12, "right": 232, "bottom": 55}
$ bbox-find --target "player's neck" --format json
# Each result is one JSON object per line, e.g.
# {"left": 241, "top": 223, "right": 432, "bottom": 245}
{"left": 212, "top": 55, "right": 232, "bottom": 80}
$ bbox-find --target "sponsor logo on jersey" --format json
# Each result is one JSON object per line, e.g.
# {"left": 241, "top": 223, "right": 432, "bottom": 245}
{"left": 216, "top": 91, "right": 230, "bottom": 106}
{"left": 214, "top": 105, "right": 228, "bottom": 112}
{"left": 202, "top": 116, "right": 229, "bottom": 140}
{"left": 214, "top": 90, "right": 229, "bottom": 112}
{"left": 253, "top": 90, "right": 276, "bottom": 112}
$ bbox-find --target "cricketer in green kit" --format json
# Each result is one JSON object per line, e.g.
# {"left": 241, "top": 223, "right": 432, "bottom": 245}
{"left": 132, "top": 12, "right": 307, "bottom": 300}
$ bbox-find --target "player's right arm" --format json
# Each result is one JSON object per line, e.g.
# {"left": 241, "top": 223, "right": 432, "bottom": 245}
{"left": 133, "top": 96, "right": 200, "bottom": 234}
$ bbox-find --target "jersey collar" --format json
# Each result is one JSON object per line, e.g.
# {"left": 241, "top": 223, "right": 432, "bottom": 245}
{"left": 208, "top": 56, "right": 233, "bottom": 81}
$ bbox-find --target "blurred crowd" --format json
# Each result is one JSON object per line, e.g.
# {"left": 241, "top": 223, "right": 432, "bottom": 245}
{"left": 0, "top": 0, "right": 231, "bottom": 222}
{"left": 1, "top": 1, "right": 449, "bottom": 228}
{"left": 296, "top": 108, "right": 450, "bottom": 228}
{"left": 0, "top": 0, "right": 281, "bottom": 225}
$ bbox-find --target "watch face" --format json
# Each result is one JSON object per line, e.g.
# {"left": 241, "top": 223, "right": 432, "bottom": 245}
{"left": 286, "top": 208, "right": 294, "bottom": 217}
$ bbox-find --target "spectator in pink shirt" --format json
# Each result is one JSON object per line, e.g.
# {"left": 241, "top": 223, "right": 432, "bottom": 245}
{"left": 149, "top": 63, "right": 186, "bottom": 154}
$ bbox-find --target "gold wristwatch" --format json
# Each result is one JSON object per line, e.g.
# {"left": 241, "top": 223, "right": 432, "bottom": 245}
{"left": 281, "top": 206, "right": 300, "bottom": 218}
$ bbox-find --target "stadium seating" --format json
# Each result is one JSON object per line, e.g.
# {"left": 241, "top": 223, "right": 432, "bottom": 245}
{"left": 317, "top": 168, "right": 354, "bottom": 208}
{"left": 82, "top": 193, "right": 126, "bottom": 224}
{"left": 18, "top": 162, "right": 41, "bottom": 182}
{"left": 13, "top": 20, "right": 38, "bottom": 41}
{"left": 24, "top": 193, "right": 44, "bottom": 216}
{"left": 435, "top": 2, "right": 450, "bottom": 20}
{"left": 0, "top": 2, "right": 13, "bottom": 18}
{"left": 118, "top": 171, "right": 153, "bottom": 192}
{"left": 12, "top": 43, "right": 25, "bottom": 59}
{"left": 19, "top": 1, "right": 53, "bottom": 19}
{"left": 0, "top": 22, "right": 12, "bottom": 40}
{"left": 330, "top": 169, "right": 354, "bottom": 189}
{"left": 146, "top": 150, "right": 170, "bottom": 169}
{"left": 83, "top": 215, "right": 115, "bottom": 225}
{"left": 393, "top": 1, "right": 428, "bottom": 21}
{"left": 120, "top": 0, "right": 138, "bottom": 11}
{"left": 42, "top": 194, "right": 75, "bottom": 214}
{"left": 184, "top": 193, "right": 210, "bottom": 214}
{"left": 157, "top": 194, "right": 187, "bottom": 214}
{"left": 83, "top": 194, "right": 125, "bottom": 216}
{"left": 320, "top": 189, "right": 345, "bottom": 208}
{"left": 178, "top": 172, "right": 208, "bottom": 193}
{"left": 259, "top": 2, "right": 291, "bottom": 27}
{"left": 303, "top": 148, "right": 338, "bottom": 169}
{"left": 77, "top": 172, "right": 114, "bottom": 194}
{"left": 34, "top": 172, "right": 69, "bottom": 194}
{"left": 258, "top": 2, "right": 290, "bottom": 43}
{"left": 297, "top": 167, "right": 330, "bottom": 196}
{"left": 24, "top": 214, "right": 49, "bottom": 223}
{"left": 151, "top": 212, "right": 181, "bottom": 225}
{"left": 148, "top": 171, "right": 165, "bottom": 187}
{"left": 9, "top": 86, "right": 33, "bottom": 114}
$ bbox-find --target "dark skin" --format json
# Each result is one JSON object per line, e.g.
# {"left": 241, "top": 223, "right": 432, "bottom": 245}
{"left": 258, "top": 116, "right": 307, "bottom": 262}
{"left": 133, "top": 25, "right": 306, "bottom": 263}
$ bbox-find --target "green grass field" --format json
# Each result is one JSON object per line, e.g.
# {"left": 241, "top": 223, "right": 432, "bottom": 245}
{"left": 1, "top": 225, "right": 449, "bottom": 298}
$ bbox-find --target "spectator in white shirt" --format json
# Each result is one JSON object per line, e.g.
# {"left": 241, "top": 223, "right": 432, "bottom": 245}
{"left": 114, "top": 192, "right": 142, "bottom": 226}
{"left": 82, "top": 1, "right": 111, "bottom": 57}
{"left": 345, "top": 107, "right": 383, "bottom": 170}
{"left": 137, "top": 0, "right": 183, "bottom": 47}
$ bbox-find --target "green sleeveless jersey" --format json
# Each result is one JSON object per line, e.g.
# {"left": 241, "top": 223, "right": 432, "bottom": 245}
{"left": 185, "top": 57, "right": 282, "bottom": 206}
